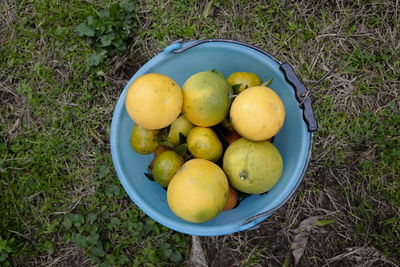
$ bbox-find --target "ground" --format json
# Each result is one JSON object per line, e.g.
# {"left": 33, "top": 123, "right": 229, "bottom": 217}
{"left": 0, "top": 0, "right": 399, "bottom": 266}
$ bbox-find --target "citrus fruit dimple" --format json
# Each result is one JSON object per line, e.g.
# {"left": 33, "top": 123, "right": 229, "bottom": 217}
{"left": 167, "top": 159, "right": 229, "bottom": 223}
{"left": 227, "top": 72, "right": 262, "bottom": 94}
{"left": 152, "top": 150, "right": 184, "bottom": 187}
{"left": 187, "top": 127, "right": 223, "bottom": 162}
{"left": 230, "top": 86, "right": 285, "bottom": 141}
{"left": 125, "top": 73, "right": 183, "bottom": 130}
{"left": 130, "top": 124, "right": 160, "bottom": 154}
{"left": 222, "top": 138, "right": 283, "bottom": 194}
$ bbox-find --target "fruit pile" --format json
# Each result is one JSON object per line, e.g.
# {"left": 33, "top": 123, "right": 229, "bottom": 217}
{"left": 125, "top": 70, "right": 285, "bottom": 223}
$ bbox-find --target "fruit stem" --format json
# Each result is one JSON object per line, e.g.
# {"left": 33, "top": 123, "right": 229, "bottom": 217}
{"left": 239, "top": 170, "right": 248, "bottom": 180}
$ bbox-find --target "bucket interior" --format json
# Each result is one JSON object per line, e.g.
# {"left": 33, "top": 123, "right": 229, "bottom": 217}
{"left": 111, "top": 41, "right": 311, "bottom": 236}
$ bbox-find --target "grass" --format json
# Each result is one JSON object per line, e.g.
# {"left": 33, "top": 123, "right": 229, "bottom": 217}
{"left": 1, "top": 0, "right": 399, "bottom": 266}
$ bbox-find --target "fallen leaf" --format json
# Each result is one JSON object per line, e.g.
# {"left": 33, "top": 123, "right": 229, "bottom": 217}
{"left": 203, "top": 1, "right": 213, "bottom": 18}
{"left": 9, "top": 118, "right": 21, "bottom": 134}
{"left": 328, "top": 246, "right": 396, "bottom": 266}
{"left": 315, "top": 219, "right": 335, "bottom": 227}
{"left": 291, "top": 216, "right": 319, "bottom": 265}
{"left": 292, "top": 232, "right": 308, "bottom": 265}
{"left": 296, "top": 216, "right": 319, "bottom": 232}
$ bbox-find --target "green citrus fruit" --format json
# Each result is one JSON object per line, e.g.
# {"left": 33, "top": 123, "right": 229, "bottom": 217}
{"left": 187, "top": 127, "right": 223, "bottom": 162}
{"left": 222, "top": 138, "right": 283, "bottom": 194}
{"left": 130, "top": 124, "right": 160, "bottom": 154}
{"left": 182, "top": 70, "right": 232, "bottom": 127}
{"left": 152, "top": 150, "right": 184, "bottom": 187}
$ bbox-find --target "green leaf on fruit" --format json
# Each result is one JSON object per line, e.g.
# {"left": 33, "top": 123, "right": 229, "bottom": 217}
{"left": 175, "top": 143, "right": 187, "bottom": 157}
{"left": 262, "top": 78, "right": 273, "bottom": 87}
{"left": 159, "top": 127, "right": 170, "bottom": 142}
{"left": 159, "top": 141, "right": 175, "bottom": 149}
{"left": 144, "top": 167, "right": 154, "bottom": 181}
{"left": 178, "top": 132, "right": 187, "bottom": 144}
{"left": 232, "top": 84, "right": 242, "bottom": 93}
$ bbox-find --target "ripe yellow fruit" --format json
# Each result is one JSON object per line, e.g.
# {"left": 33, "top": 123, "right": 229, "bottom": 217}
{"left": 167, "top": 159, "right": 229, "bottom": 223}
{"left": 223, "top": 138, "right": 283, "bottom": 194}
{"left": 125, "top": 73, "right": 183, "bottom": 130}
{"left": 187, "top": 127, "right": 223, "bottom": 162}
{"left": 230, "top": 86, "right": 285, "bottom": 141}
{"left": 182, "top": 70, "right": 232, "bottom": 127}
{"left": 130, "top": 124, "right": 160, "bottom": 154}
{"left": 227, "top": 72, "right": 262, "bottom": 93}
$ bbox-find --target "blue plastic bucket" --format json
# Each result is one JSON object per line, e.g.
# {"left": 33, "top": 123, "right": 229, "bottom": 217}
{"left": 110, "top": 39, "right": 317, "bottom": 236}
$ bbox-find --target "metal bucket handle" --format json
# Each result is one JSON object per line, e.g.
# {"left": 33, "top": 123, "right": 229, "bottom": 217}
{"left": 164, "top": 39, "right": 317, "bottom": 228}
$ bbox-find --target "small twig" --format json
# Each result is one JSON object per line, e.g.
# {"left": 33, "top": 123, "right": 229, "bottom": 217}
{"left": 310, "top": 62, "right": 339, "bottom": 90}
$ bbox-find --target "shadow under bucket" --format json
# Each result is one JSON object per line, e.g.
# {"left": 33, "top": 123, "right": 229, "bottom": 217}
{"left": 110, "top": 39, "right": 317, "bottom": 236}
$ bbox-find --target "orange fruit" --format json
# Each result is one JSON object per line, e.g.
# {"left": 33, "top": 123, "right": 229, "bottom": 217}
{"left": 230, "top": 86, "right": 285, "bottom": 141}
{"left": 167, "top": 159, "right": 229, "bottom": 223}
{"left": 223, "top": 186, "right": 238, "bottom": 211}
{"left": 125, "top": 73, "right": 183, "bottom": 130}
{"left": 224, "top": 130, "right": 241, "bottom": 144}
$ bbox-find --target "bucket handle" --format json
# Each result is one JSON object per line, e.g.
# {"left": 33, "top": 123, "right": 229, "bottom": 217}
{"left": 165, "top": 39, "right": 318, "bottom": 132}
{"left": 280, "top": 63, "right": 318, "bottom": 131}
